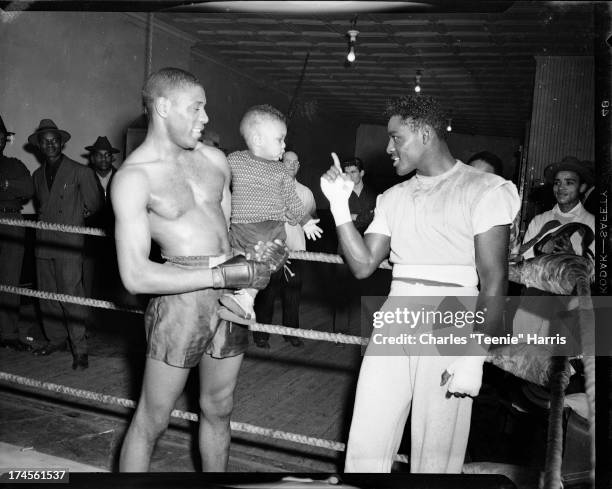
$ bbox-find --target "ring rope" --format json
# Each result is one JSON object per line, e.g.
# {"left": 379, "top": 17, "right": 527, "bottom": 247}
{"left": 0, "top": 218, "right": 392, "bottom": 270}
{"left": 0, "top": 217, "right": 106, "bottom": 237}
{"left": 0, "top": 218, "right": 592, "bottom": 478}
{"left": 0, "top": 371, "right": 408, "bottom": 464}
{"left": 0, "top": 285, "right": 368, "bottom": 346}
{"left": 0, "top": 284, "right": 144, "bottom": 315}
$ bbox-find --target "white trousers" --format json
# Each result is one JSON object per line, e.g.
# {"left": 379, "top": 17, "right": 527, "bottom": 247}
{"left": 344, "top": 282, "right": 478, "bottom": 473}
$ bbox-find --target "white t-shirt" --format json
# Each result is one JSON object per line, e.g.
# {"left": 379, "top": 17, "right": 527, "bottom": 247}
{"left": 284, "top": 180, "right": 316, "bottom": 251}
{"left": 365, "top": 161, "right": 520, "bottom": 287}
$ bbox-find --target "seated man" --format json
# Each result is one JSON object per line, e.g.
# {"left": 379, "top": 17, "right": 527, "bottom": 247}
{"left": 512, "top": 157, "right": 594, "bottom": 341}
{"left": 519, "top": 156, "right": 594, "bottom": 264}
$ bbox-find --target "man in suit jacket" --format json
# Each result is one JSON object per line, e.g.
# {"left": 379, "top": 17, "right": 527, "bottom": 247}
{"left": 83, "top": 136, "right": 119, "bottom": 305}
{"left": 30, "top": 119, "right": 103, "bottom": 369}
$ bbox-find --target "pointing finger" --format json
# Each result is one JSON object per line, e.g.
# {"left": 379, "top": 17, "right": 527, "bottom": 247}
{"left": 331, "top": 152, "right": 342, "bottom": 173}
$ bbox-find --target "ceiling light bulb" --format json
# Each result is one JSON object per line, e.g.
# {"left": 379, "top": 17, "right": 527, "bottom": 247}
{"left": 414, "top": 70, "right": 422, "bottom": 93}
{"left": 347, "top": 45, "right": 356, "bottom": 62}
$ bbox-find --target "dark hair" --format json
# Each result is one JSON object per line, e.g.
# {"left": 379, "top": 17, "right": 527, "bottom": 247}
{"left": 341, "top": 157, "right": 364, "bottom": 172}
{"left": 384, "top": 95, "right": 447, "bottom": 140}
{"left": 239, "top": 104, "right": 286, "bottom": 141}
{"left": 467, "top": 151, "right": 504, "bottom": 176}
{"left": 142, "top": 67, "right": 201, "bottom": 118}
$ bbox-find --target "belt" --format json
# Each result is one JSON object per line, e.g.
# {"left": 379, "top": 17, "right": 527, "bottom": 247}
{"left": 162, "top": 254, "right": 230, "bottom": 267}
{"left": 0, "top": 207, "right": 21, "bottom": 213}
{"left": 393, "top": 277, "right": 463, "bottom": 287}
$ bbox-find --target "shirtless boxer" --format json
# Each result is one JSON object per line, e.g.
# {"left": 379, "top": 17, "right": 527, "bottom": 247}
{"left": 112, "top": 67, "right": 286, "bottom": 472}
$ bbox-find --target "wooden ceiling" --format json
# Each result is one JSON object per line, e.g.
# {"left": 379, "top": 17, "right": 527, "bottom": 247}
{"left": 159, "top": 1, "right": 595, "bottom": 138}
{"left": 9, "top": 1, "right": 596, "bottom": 138}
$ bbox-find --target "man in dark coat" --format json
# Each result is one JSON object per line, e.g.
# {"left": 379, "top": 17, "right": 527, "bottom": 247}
{"left": 30, "top": 119, "right": 103, "bottom": 369}
{"left": 0, "top": 115, "right": 34, "bottom": 351}
{"left": 83, "top": 136, "right": 119, "bottom": 304}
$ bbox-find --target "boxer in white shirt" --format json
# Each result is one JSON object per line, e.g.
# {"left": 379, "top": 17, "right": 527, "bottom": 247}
{"left": 321, "top": 95, "right": 520, "bottom": 473}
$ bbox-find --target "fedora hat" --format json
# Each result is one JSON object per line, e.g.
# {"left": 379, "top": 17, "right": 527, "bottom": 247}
{"left": 544, "top": 156, "right": 594, "bottom": 186}
{"left": 28, "top": 119, "right": 71, "bottom": 147}
{"left": 85, "top": 136, "right": 120, "bottom": 154}
{"left": 0, "top": 115, "right": 15, "bottom": 136}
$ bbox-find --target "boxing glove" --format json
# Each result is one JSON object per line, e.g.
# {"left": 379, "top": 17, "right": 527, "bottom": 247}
{"left": 211, "top": 255, "right": 271, "bottom": 290}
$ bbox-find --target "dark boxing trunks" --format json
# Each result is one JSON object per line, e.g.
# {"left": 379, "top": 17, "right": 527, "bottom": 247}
{"left": 144, "top": 255, "right": 249, "bottom": 368}
{"left": 228, "top": 221, "right": 286, "bottom": 257}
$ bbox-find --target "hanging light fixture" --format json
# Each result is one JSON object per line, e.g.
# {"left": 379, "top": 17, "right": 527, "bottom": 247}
{"left": 346, "top": 16, "right": 359, "bottom": 64}
{"left": 414, "top": 69, "right": 422, "bottom": 93}
{"left": 446, "top": 118, "right": 453, "bottom": 132}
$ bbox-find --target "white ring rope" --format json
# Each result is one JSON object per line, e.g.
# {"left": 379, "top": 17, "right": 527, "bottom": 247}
{"left": 0, "top": 372, "right": 408, "bottom": 464}
{"left": 0, "top": 217, "right": 392, "bottom": 269}
{"left": 0, "top": 285, "right": 367, "bottom": 346}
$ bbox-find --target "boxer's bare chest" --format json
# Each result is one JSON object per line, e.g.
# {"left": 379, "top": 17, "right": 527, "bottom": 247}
{"left": 147, "top": 153, "right": 224, "bottom": 221}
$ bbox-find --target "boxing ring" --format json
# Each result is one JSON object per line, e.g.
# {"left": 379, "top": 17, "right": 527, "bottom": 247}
{"left": 0, "top": 216, "right": 596, "bottom": 487}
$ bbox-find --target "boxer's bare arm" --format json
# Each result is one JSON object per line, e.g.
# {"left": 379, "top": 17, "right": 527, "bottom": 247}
{"left": 474, "top": 224, "right": 509, "bottom": 337}
{"left": 221, "top": 162, "right": 231, "bottom": 230}
{"left": 111, "top": 167, "right": 216, "bottom": 295}
{"left": 475, "top": 224, "right": 509, "bottom": 297}
{"left": 336, "top": 227, "right": 390, "bottom": 279}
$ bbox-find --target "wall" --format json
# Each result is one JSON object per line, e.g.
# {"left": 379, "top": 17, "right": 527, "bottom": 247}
{"left": 0, "top": 11, "right": 357, "bottom": 213}
{"left": 286, "top": 113, "right": 358, "bottom": 206}
{"left": 527, "top": 56, "right": 595, "bottom": 179}
{"left": 0, "top": 11, "right": 193, "bottom": 212}
{"left": 189, "top": 50, "right": 290, "bottom": 153}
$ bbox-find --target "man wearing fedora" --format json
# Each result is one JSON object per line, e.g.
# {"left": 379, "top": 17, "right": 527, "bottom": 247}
{"left": 0, "top": 115, "right": 34, "bottom": 351}
{"left": 30, "top": 119, "right": 103, "bottom": 369}
{"left": 86, "top": 136, "right": 119, "bottom": 201}
{"left": 83, "top": 136, "right": 119, "bottom": 305}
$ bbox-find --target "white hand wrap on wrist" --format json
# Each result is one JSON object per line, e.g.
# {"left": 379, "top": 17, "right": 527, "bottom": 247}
{"left": 331, "top": 203, "right": 352, "bottom": 227}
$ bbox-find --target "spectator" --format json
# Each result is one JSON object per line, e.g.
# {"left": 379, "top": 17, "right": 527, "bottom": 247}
{"left": 512, "top": 157, "right": 594, "bottom": 346}
{"left": 340, "top": 157, "right": 377, "bottom": 235}
{"left": 0, "top": 115, "right": 34, "bottom": 351}
{"left": 30, "top": 119, "right": 103, "bottom": 370}
{"left": 519, "top": 156, "right": 594, "bottom": 263}
{"left": 467, "top": 151, "right": 504, "bottom": 177}
{"left": 334, "top": 156, "right": 377, "bottom": 336}
{"left": 83, "top": 136, "right": 120, "bottom": 306}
